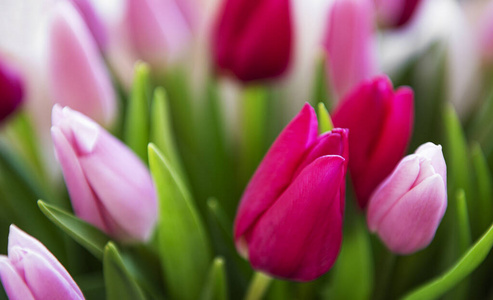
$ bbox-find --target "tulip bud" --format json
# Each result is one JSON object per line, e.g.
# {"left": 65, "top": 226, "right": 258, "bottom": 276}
{"left": 69, "top": 0, "right": 108, "bottom": 50}
{"left": 51, "top": 105, "right": 157, "bottom": 242}
{"left": 374, "top": 0, "right": 425, "bottom": 28}
{"left": 323, "top": 0, "right": 377, "bottom": 99}
{"left": 367, "top": 142, "right": 447, "bottom": 254}
{"left": 332, "top": 75, "right": 414, "bottom": 209}
{"left": 48, "top": 2, "right": 116, "bottom": 128}
{"left": 0, "top": 57, "right": 24, "bottom": 123}
{"left": 478, "top": 1, "right": 493, "bottom": 63}
{"left": 234, "top": 103, "right": 348, "bottom": 281}
{"left": 0, "top": 225, "right": 84, "bottom": 299}
{"left": 212, "top": 0, "right": 292, "bottom": 82}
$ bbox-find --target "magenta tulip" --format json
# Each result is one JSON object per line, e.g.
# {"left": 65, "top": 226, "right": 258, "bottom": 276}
{"left": 0, "top": 57, "right": 23, "bottom": 123}
{"left": 367, "top": 142, "right": 447, "bottom": 254}
{"left": 213, "top": 0, "right": 292, "bottom": 82}
{"left": 332, "top": 75, "right": 414, "bottom": 209}
{"left": 374, "top": 0, "right": 424, "bottom": 28}
{"left": 0, "top": 225, "right": 84, "bottom": 300}
{"left": 234, "top": 104, "right": 348, "bottom": 281}
{"left": 48, "top": 2, "right": 116, "bottom": 127}
{"left": 323, "top": 0, "right": 377, "bottom": 99}
{"left": 51, "top": 105, "right": 157, "bottom": 242}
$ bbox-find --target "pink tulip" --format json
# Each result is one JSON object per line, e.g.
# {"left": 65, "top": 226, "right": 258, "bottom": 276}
{"left": 332, "top": 75, "right": 414, "bottom": 209}
{"left": 212, "top": 0, "right": 292, "bottom": 82}
{"left": 478, "top": 1, "right": 493, "bottom": 63}
{"left": 323, "top": 0, "right": 377, "bottom": 100}
{"left": 0, "top": 57, "right": 24, "bottom": 123}
{"left": 69, "top": 0, "right": 108, "bottom": 50}
{"left": 51, "top": 105, "right": 157, "bottom": 242}
{"left": 367, "top": 142, "right": 447, "bottom": 254}
{"left": 234, "top": 103, "right": 348, "bottom": 281}
{"left": 124, "top": 0, "right": 193, "bottom": 67}
{"left": 374, "top": 0, "right": 424, "bottom": 28}
{"left": 0, "top": 225, "right": 84, "bottom": 300}
{"left": 48, "top": 2, "right": 116, "bottom": 128}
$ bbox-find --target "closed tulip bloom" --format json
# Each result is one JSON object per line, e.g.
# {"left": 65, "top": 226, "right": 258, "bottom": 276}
{"left": 0, "top": 225, "right": 84, "bottom": 300}
{"left": 213, "top": 0, "right": 292, "bottom": 82}
{"left": 234, "top": 104, "right": 348, "bottom": 281}
{"left": 51, "top": 105, "right": 157, "bottom": 242}
{"left": 323, "top": 0, "right": 377, "bottom": 99}
{"left": 332, "top": 75, "right": 414, "bottom": 209}
{"left": 374, "top": 0, "right": 424, "bottom": 28}
{"left": 367, "top": 142, "right": 447, "bottom": 254}
{"left": 48, "top": 2, "right": 116, "bottom": 127}
{"left": 0, "top": 57, "right": 24, "bottom": 123}
{"left": 69, "top": 0, "right": 108, "bottom": 50}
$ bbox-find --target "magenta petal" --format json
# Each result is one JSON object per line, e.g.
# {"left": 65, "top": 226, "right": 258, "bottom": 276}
{"left": 0, "top": 256, "right": 35, "bottom": 300}
{"left": 246, "top": 155, "right": 345, "bottom": 281}
{"left": 376, "top": 174, "right": 447, "bottom": 254}
{"left": 0, "top": 57, "right": 24, "bottom": 123}
{"left": 234, "top": 104, "right": 318, "bottom": 241}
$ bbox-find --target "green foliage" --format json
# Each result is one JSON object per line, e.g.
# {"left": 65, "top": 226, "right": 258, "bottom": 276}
{"left": 200, "top": 257, "right": 229, "bottom": 300}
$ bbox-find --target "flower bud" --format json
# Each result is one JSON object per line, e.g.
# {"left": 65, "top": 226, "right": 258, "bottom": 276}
{"left": 48, "top": 2, "right": 116, "bottom": 127}
{"left": 332, "top": 75, "right": 414, "bottom": 209}
{"left": 323, "top": 0, "right": 377, "bottom": 99}
{"left": 212, "top": 0, "right": 292, "bottom": 82}
{"left": 0, "top": 225, "right": 84, "bottom": 299}
{"left": 69, "top": 0, "right": 108, "bottom": 50}
{"left": 0, "top": 57, "right": 24, "bottom": 123}
{"left": 234, "top": 103, "right": 348, "bottom": 281}
{"left": 51, "top": 105, "right": 157, "bottom": 242}
{"left": 374, "top": 0, "right": 425, "bottom": 28}
{"left": 367, "top": 142, "right": 447, "bottom": 254}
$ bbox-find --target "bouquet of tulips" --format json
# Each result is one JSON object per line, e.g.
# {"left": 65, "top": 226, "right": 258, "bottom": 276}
{"left": 1, "top": 0, "right": 493, "bottom": 299}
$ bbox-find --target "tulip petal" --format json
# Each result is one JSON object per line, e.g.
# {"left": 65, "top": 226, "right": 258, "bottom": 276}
{"left": 246, "top": 155, "right": 345, "bottom": 281}
{"left": 234, "top": 104, "right": 318, "bottom": 241}
{"left": 0, "top": 256, "right": 35, "bottom": 300}
{"left": 416, "top": 143, "right": 447, "bottom": 187}
{"left": 367, "top": 155, "right": 420, "bottom": 231}
{"left": 376, "top": 174, "right": 447, "bottom": 254}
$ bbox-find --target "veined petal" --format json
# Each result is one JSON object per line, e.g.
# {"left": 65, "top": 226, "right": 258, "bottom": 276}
{"left": 0, "top": 256, "right": 35, "bottom": 300}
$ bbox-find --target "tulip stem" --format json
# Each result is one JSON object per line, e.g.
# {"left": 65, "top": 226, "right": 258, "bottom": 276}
{"left": 244, "top": 272, "right": 273, "bottom": 300}
{"left": 373, "top": 249, "right": 396, "bottom": 300}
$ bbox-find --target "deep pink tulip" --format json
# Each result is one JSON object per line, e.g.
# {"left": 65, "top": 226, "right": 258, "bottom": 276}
{"left": 367, "top": 142, "right": 447, "bottom": 254}
{"left": 48, "top": 2, "right": 116, "bottom": 127}
{"left": 332, "top": 75, "right": 414, "bottom": 209}
{"left": 124, "top": 0, "right": 193, "bottom": 67}
{"left": 374, "top": 0, "right": 424, "bottom": 28}
{"left": 69, "top": 0, "right": 108, "bottom": 50}
{"left": 0, "top": 225, "right": 84, "bottom": 300}
{"left": 213, "top": 0, "right": 292, "bottom": 82}
{"left": 51, "top": 105, "right": 157, "bottom": 242}
{"left": 234, "top": 104, "right": 348, "bottom": 281}
{"left": 323, "top": 0, "right": 377, "bottom": 99}
{"left": 0, "top": 57, "right": 23, "bottom": 123}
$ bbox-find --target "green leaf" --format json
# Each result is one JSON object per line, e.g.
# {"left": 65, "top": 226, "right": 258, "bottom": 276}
{"left": 402, "top": 220, "right": 493, "bottom": 300}
{"left": 38, "top": 200, "right": 110, "bottom": 260}
{"left": 103, "top": 242, "right": 146, "bottom": 300}
{"left": 124, "top": 62, "right": 151, "bottom": 162}
{"left": 456, "top": 189, "right": 471, "bottom": 253}
{"left": 200, "top": 257, "right": 228, "bottom": 300}
{"left": 148, "top": 144, "right": 211, "bottom": 300}
{"left": 311, "top": 53, "right": 332, "bottom": 110}
{"left": 470, "top": 143, "right": 493, "bottom": 236}
{"left": 317, "top": 102, "right": 334, "bottom": 134}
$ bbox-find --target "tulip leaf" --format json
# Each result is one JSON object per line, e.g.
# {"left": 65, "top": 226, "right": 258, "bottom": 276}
{"left": 456, "top": 189, "right": 471, "bottom": 252}
{"left": 200, "top": 257, "right": 228, "bottom": 300}
{"left": 148, "top": 144, "right": 212, "bottom": 300}
{"left": 103, "top": 242, "right": 146, "bottom": 300}
{"left": 124, "top": 62, "right": 151, "bottom": 162}
{"left": 317, "top": 102, "right": 334, "bottom": 134}
{"left": 37, "top": 200, "right": 110, "bottom": 260}
{"left": 470, "top": 143, "right": 493, "bottom": 236}
{"left": 402, "top": 220, "right": 493, "bottom": 300}
{"left": 311, "top": 53, "right": 331, "bottom": 110}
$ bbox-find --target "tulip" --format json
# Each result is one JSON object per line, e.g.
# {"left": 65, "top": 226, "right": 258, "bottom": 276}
{"left": 478, "top": 1, "right": 493, "bottom": 63}
{"left": 374, "top": 0, "right": 425, "bottom": 28}
{"left": 48, "top": 2, "right": 116, "bottom": 127}
{"left": 124, "top": 0, "right": 193, "bottom": 67}
{"left": 332, "top": 75, "right": 414, "bottom": 209}
{"left": 0, "top": 57, "right": 24, "bottom": 123}
{"left": 69, "top": 0, "right": 108, "bottom": 50}
{"left": 323, "top": 0, "right": 377, "bottom": 100}
{"left": 51, "top": 105, "right": 157, "bottom": 242}
{"left": 367, "top": 142, "right": 447, "bottom": 254}
{"left": 212, "top": 0, "right": 292, "bottom": 82}
{"left": 0, "top": 225, "right": 84, "bottom": 300}
{"left": 234, "top": 103, "right": 348, "bottom": 281}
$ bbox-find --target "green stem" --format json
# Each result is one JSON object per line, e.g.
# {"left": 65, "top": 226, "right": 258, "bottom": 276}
{"left": 244, "top": 272, "right": 273, "bottom": 300}
{"left": 373, "top": 249, "right": 396, "bottom": 300}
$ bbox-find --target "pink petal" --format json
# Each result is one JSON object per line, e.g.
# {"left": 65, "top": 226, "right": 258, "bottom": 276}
{"left": 415, "top": 142, "right": 446, "bottom": 187}
{"left": 69, "top": 0, "right": 108, "bottom": 50}
{"left": 0, "top": 256, "right": 35, "bottom": 300}
{"left": 246, "top": 155, "right": 345, "bottom": 281}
